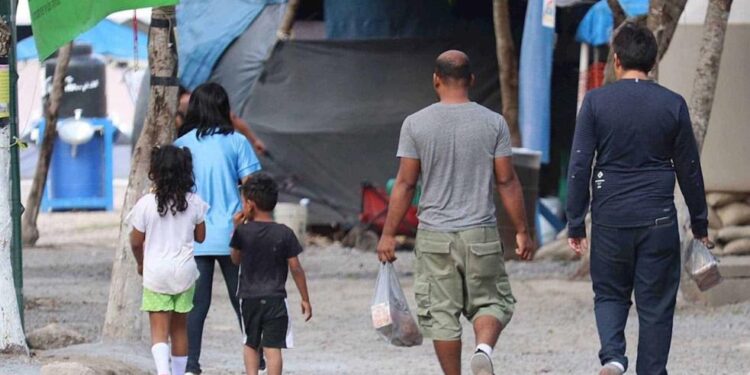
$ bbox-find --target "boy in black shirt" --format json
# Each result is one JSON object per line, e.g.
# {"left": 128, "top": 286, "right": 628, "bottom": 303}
{"left": 230, "top": 174, "right": 312, "bottom": 375}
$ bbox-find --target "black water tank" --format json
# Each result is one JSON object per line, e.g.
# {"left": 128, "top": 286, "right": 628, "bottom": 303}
{"left": 44, "top": 44, "right": 107, "bottom": 118}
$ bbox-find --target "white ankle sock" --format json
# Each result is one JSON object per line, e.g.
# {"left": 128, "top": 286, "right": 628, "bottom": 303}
{"left": 476, "top": 343, "right": 493, "bottom": 356}
{"left": 171, "top": 355, "right": 187, "bottom": 375}
{"left": 151, "top": 343, "right": 171, "bottom": 375}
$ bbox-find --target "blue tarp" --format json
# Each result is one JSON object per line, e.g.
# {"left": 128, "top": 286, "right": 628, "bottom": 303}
{"left": 177, "top": 0, "right": 286, "bottom": 90}
{"left": 519, "top": 0, "right": 555, "bottom": 164}
{"left": 17, "top": 19, "right": 148, "bottom": 61}
{"left": 576, "top": 0, "right": 649, "bottom": 46}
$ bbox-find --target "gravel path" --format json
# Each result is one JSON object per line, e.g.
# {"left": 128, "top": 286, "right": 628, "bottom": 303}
{"left": 3, "top": 189, "right": 749, "bottom": 374}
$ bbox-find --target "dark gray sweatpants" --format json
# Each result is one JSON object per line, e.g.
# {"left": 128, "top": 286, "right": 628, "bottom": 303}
{"left": 590, "top": 216, "right": 681, "bottom": 375}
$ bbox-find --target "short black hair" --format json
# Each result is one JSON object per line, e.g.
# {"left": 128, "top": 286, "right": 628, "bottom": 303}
{"left": 241, "top": 173, "right": 278, "bottom": 212}
{"left": 611, "top": 22, "right": 658, "bottom": 73}
{"left": 179, "top": 82, "right": 234, "bottom": 139}
{"left": 434, "top": 53, "right": 472, "bottom": 86}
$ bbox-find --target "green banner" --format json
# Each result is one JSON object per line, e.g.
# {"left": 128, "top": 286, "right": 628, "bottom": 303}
{"left": 29, "top": 0, "right": 179, "bottom": 60}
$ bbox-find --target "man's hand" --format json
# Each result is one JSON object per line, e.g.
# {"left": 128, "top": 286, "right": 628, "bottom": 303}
{"left": 253, "top": 139, "right": 267, "bottom": 156}
{"left": 696, "top": 236, "right": 715, "bottom": 249}
{"left": 137, "top": 263, "right": 143, "bottom": 276}
{"left": 515, "top": 232, "right": 534, "bottom": 260}
{"left": 568, "top": 237, "right": 589, "bottom": 256}
{"left": 377, "top": 234, "right": 398, "bottom": 263}
{"left": 301, "top": 300, "right": 312, "bottom": 322}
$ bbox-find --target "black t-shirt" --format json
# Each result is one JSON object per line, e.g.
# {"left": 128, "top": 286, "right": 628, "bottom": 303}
{"left": 230, "top": 221, "right": 303, "bottom": 299}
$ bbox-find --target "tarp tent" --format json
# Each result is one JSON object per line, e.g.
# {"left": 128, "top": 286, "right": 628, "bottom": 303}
{"left": 234, "top": 37, "right": 501, "bottom": 224}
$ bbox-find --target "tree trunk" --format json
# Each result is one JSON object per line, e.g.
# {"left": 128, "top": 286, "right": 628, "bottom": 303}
{"left": 493, "top": 0, "right": 521, "bottom": 147}
{"left": 21, "top": 42, "right": 72, "bottom": 246}
{"left": 677, "top": 0, "right": 733, "bottom": 303}
{"left": 0, "top": 126, "right": 27, "bottom": 355}
{"left": 276, "top": 0, "right": 300, "bottom": 40}
{"left": 608, "top": 0, "right": 627, "bottom": 26}
{"left": 0, "top": 15, "right": 28, "bottom": 355}
{"left": 688, "top": 0, "right": 733, "bottom": 152}
{"left": 647, "top": 0, "right": 688, "bottom": 78}
{"left": 102, "top": 6, "right": 178, "bottom": 341}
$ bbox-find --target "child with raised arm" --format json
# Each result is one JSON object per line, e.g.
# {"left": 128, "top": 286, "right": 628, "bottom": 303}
{"left": 128, "top": 145, "right": 209, "bottom": 375}
{"left": 230, "top": 173, "right": 312, "bottom": 375}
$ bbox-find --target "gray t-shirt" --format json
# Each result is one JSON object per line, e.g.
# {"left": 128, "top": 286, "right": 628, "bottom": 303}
{"left": 397, "top": 102, "right": 512, "bottom": 231}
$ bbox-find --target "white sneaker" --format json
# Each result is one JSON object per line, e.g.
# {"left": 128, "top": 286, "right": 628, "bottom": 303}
{"left": 470, "top": 349, "right": 494, "bottom": 375}
{"left": 599, "top": 362, "right": 625, "bottom": 375}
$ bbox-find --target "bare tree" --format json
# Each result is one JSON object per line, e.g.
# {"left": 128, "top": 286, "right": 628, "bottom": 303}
{"left": 102, "top": 6, "right": 178, "bottom": 340}
{"left": 493, "top": 0, "right": 521, "bottom": 147}
{"left": 0, "top": 16, "right": 28, "bottom": 355}
{"left": 688, "top": 0, "right": 733, "bottom": 151}
{"left": 21, "top": 42, "right": 72, "bottom": 246}
{"left": 677, "top": 0, "right": 733, "bottom": 302}
{"left": 277, "top": 0, "right": 301, "bottom": 40}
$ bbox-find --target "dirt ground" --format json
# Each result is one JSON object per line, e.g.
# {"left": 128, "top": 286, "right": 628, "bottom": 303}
{"left": 2, "top": 183, "right": 750, "bottom": 374}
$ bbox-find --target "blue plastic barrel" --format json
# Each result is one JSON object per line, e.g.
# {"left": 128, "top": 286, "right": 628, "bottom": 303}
{"left": 47, "top": 133, "right": 104, "bottom": 200}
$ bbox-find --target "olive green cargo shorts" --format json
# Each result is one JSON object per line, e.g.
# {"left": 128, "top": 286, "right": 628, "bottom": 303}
{"left": 414, "top": 227, "right": 516, "bottom": 340}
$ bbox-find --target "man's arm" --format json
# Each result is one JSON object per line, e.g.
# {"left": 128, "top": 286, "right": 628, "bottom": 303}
{"left": 566, "top": 96, "right": 597, "bottom": 255}
{"left": 376, "top": 157, "right": 420, "bottom": 263}
{"left": 231, "top": 114, "right": 266, "bottom": 155}
{"left": 494, "top": 156, "right": 533, "bottom": 260}
{"left": 130, "top": 229, "right": 146, "bottom": 275}
{"left": 674, "top": 101, "right": 709, "bottom": 239}
{"left": 288, "top": 256, "right": 312, "bottom": 321}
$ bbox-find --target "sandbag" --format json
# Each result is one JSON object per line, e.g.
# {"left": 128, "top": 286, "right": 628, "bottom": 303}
{"left": 708, "top": 205, "right": 723, "bottom": 230}
{"left": 706, "top": 192, "right": 748, "bottom": 208}
{"left": 716, "top": 202, "right": 750, "bottom": 227}
{"left": 717, "top": 226, "right": 750, "bottom": 244}
{"left": 723, "top": 238, "right": 750, "bottom": 256}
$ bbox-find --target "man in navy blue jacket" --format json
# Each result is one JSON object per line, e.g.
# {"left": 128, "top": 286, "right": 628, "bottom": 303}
{"left": 566, "top": 23, "right": 709, "bottom": 375}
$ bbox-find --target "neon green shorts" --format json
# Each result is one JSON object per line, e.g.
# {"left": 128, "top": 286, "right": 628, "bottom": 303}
{"left": 141, "top": 286, "right": 195, "bottom": 313}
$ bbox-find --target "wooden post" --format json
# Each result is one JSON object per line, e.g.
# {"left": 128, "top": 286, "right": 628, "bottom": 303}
{"left": 21, "top": 42, "right": 72, "bottom": 246}
{"left": 493, "top": 0, "right": 522, "bottom": 147}
{"left": 102, "top": 6, "right": 178, "bottom": 341}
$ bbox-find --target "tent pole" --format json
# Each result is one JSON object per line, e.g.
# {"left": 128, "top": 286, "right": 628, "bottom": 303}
{"left": 577, "top": 43, "right": 589, "bottom": 113}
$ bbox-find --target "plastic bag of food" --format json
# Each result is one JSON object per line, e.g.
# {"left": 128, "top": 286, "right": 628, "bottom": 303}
{"left": 371, "top": 262, "right": 423, "bottom": 347}
{"left": 684, "top": 239, "right": 723, "bottom": 291}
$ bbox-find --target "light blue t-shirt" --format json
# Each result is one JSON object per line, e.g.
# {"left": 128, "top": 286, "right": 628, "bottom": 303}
{"left": 174, "top": 129, "right": 261, "bottom": 256}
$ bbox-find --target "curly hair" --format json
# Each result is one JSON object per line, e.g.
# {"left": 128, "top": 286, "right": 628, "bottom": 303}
{"left": 149, "top": 145, "right": 195, "bottom": 216}
{"left": 240, "top": 173, "right": 278, "bottom": 212}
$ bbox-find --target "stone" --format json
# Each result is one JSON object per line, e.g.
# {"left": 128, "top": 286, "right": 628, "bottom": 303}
{"left": 535, "top": 239, "right": 579, "bottom": 261}
{"left": 716, "top": 202, "right": 750, "bottom": 227}
{"left": 717, "top": 226, "right": 750, "bottom": 243}
{"left": 706, "top": 192, "right": 747, "bottom": 208}
{"left": 41, "top": 362, "right": 96, "bottom": 375}
{"left": 27, "top": 323, "right": 85, "bottom": 350}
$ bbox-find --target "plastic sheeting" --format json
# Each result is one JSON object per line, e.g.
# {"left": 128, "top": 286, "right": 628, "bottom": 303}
{"left": 575, "top": 0, "right": 649, "bottom": 46}
{"left": 324, "top": 0, "right": 461, "bottom": 39}
{"left": 177, "top": 0, "right": 286, "bottom": 90}
{"left": 239, "top": 38, "right": 501, "bottom": 224}
{"left": 16, "top": 19, "right": 147, "bottom": 61}
{"left": 519, "top": 0, "right": 555, "bottom": 164}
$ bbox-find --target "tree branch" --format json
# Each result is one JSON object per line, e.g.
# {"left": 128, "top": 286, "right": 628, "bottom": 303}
{"left": 493, "top": 0, "right": 521, "bottom": 147}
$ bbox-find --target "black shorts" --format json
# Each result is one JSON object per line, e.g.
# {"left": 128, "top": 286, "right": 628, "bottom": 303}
{"left": 240, "top": 297, "right": 289, "bottom": 349}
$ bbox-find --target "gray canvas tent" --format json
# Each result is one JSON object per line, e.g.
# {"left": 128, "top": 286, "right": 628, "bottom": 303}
{"left": 233, "top": 37, "right": 501, "bottom": 224}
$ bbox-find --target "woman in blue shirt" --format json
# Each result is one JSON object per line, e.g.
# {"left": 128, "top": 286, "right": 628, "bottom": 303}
{"left": 174, "top": 83, "right": 261, "bottom": 374}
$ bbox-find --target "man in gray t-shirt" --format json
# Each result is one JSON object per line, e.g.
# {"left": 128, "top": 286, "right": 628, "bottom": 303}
{"left": 377, "top": 50, "right": 532, "bottom": 375}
